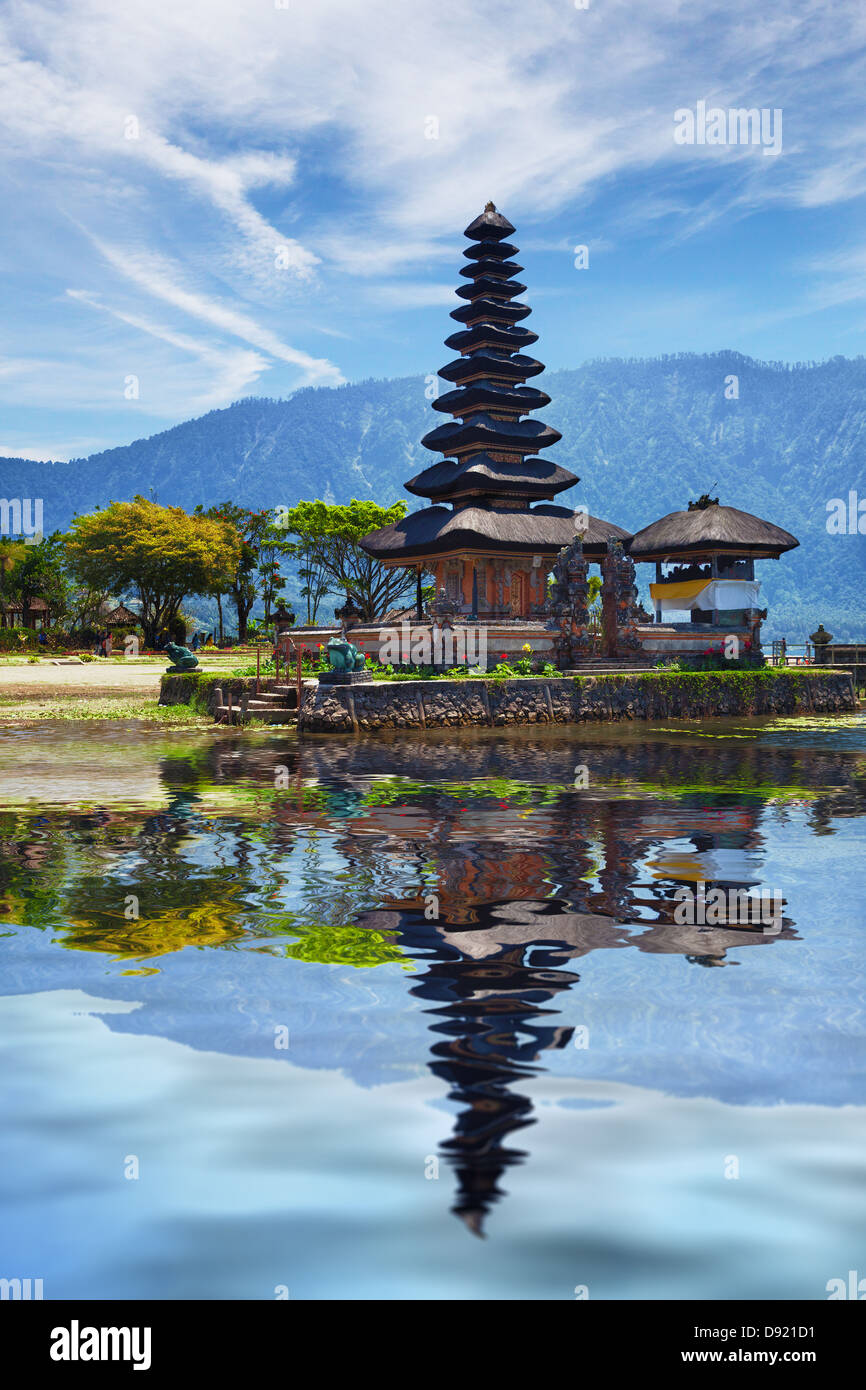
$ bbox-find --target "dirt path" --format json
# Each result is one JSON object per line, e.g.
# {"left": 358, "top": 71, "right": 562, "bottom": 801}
{"left": 0, "top": 663, "right": 164, "bottom": 698}
{"left": 0, "top": 659, "right": 236, "bottom": 699}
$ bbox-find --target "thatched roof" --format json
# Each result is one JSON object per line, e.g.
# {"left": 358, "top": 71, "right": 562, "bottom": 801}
{"left": 104, "top": 603, "right": 139, "bottom": 625}
{"left": 438, "top": 353, "right": 544, "bottom": 388}
{"left": 450, "top": 297, "right": 530, "bottom": 325}
{"left": 421, "top": 414, "right": 561, "bottom": 455}
{"left": 463, "top": 203, "right": 516, "bottom": 241}
{"left": 0, "top": 596, "right": 48, "bottom": 611}
{"left": 361, "top": 504, "right": 630, "bottom": 561}
{"left": 456, "top": 272, "right": 525, "bottom": 296}
{"left": 432, "top": 382, "right": 550, "bottom": 415}
{"left": 445, "top": 322, "right": 538, "bottom": 353}
{"left": 406, "top": 454, "right": 577, "bottom": 501}
{"left": 463, "top": 239, "right": 519, "bottom": 261}
{"left": 629, "top": 502, "right": 799, "bottom": 560}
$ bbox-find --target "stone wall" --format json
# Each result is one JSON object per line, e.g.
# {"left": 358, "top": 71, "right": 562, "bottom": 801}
{"left": 298, "top": 669, "right": 856, "bottom": 734}
{"left": 636, "top": 623, "right": 753, "bottom": 656}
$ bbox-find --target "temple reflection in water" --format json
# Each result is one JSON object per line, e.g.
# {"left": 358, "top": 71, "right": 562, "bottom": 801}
{"left": 2, "top": 724, "right": 864, "bottom": 1237}
{"left": 342, "top": 780, "right": 794, "bottom": 1235}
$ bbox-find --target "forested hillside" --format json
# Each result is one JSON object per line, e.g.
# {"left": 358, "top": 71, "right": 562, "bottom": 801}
{"left": 3, "top": 351, "right": 865, "bottom": 638}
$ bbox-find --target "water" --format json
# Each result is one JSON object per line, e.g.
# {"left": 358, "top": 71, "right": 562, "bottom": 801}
{"left": 1, "top": 716, "right": 864, "bottom": 1300}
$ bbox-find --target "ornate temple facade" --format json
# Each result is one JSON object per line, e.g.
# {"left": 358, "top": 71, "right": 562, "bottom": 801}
{"left": 361, "top": 203, "right": 628, "bottom": 621}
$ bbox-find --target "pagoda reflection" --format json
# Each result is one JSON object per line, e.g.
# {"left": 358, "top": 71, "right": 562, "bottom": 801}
{"left": 341, "top": 784, "right": 795, "bottom": 1235}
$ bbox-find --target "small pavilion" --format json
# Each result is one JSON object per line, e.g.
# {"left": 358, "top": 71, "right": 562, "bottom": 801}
{"left": 360, "top": 203, "right": 628, "bottom": 620}
{"left": 103, "top": 603, "right": 140, "bottom": 628}
{"left": 0, "top": 596, "right": 51, "bottom": 631}
{"left": 629, "top": 495, "right": 798, "bottom": 655}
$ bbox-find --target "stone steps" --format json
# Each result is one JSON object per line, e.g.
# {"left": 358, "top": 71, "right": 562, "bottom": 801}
{"left": 563, "top": 663, "right": 656, "bottom": 675}
{"left": 244, "top": 689, "right": 299, "bottom": 706}
{"left": 220, "top": 703, "right": 298, "bottom": 725}
{"left": 212, "top": 682, "right": 300, "bottom": 725}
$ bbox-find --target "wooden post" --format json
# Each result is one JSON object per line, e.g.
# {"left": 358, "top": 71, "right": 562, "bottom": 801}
{"left": 275, "top": 645, "right": 280, "bottom": 685}
{"left": 296, "top": 649, "right": 302, "bottom": 708}
{"left": 256, "top": 645, "right": 261, "bottom": 695}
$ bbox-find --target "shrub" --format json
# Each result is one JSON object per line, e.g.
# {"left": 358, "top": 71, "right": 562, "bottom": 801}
{"left": 0, "top": 628, "right": 37, "bottom": 651}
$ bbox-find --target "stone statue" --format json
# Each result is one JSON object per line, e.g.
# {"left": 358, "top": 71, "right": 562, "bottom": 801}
{"left": 809, "top": 624, "right": 833, "bottom": 653}
{"left": 326, "top": 636, "right": 367, "bottom": 671}
{"left": 430, "top": 587, "right": 459, "bottom": 623}
{"left": 164, "top": 642, "right": 199, "bottom": 673}
{"left": 748, "top": 606, "right": 769, "bottom": 660}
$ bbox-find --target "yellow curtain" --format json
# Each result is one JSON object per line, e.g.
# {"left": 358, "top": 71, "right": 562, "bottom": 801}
{"left": 649, "top": 578, "right": 710, "bottom": 603}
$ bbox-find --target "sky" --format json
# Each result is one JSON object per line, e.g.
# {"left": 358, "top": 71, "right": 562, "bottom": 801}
{"left": 1, "top": 0, "right": 866, "bottom": 461}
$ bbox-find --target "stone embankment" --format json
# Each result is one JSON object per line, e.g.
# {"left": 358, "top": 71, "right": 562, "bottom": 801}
{"left": 298, "top": 670, "right": 856, "bottom": 735}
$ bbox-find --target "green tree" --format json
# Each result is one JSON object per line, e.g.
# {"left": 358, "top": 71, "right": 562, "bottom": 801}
{"left": 196, "top": 503, "right": 273, "bottom": 643}
{"left": 64, "top": 497, "right": 240, "bottom": 647}
{"left": 14, "top": 532, "right": 70, "bottom": 622}
{"left": 279, "top": 499, "right": 418, "bottom": 622}
{"left": 0, "top": 540, "right": 27, "bottom": 625}
{"left": 257, "top": 521, "right": 293, "bottom": 625}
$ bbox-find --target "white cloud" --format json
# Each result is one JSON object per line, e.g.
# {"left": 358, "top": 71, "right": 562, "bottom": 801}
{"left": 0, "top": 0, "right": 865, "bottom": 442}
{"left": 368, "top": 283, "right": 457, "bottom": 310}
{"left": 83, "top": 240, "right": 344, "bottom": 384}
{"left": 0, "top": 443, "right": 69, "bottom": 462}
{"left": 65, "top": 289, "right": 274, "bottom": 408}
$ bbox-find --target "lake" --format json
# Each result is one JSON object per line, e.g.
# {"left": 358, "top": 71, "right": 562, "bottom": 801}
{"left": 1, "top": 715, "right": 864, "bottom": 1300}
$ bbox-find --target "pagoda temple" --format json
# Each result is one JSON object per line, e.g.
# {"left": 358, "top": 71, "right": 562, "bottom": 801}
{"left": 361, "top": 203, "right": 628, "bottom": 620}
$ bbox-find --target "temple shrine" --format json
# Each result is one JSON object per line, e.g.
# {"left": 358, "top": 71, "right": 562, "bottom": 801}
{"left": 361, "top": 203, "right": 628, "bottom": 622}
{"left": 629, "top": 495, "right": 798, "bottom": 657}
{"left": 358, "top": 204, "right": 799, "bottom": 668}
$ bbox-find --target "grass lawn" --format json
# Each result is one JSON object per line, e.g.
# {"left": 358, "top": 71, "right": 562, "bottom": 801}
{"left": 0, "top": 656, "right": 239, "bottom": 725}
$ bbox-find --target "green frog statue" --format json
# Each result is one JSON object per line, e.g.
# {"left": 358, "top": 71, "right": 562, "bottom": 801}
{"left": 326, "top": 636, "right": 367, "bottom": 671}
{"left": 164, "top": 641, "right": 200, "bottom": 673}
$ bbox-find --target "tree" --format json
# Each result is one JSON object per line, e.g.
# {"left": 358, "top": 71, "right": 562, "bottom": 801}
{"left": 14, "top": 532, "right": 70, "bottom": 621}
{"left": 257, "top": 522, "right": 293, "bottom": 625}
{"left": 0, "top": 540, "right": 27, "bottom": 625}
{"left": 196, "top": 503, "right": 274, "bottom": 643}
{"left": 64, "top": 497, "right": 240, "bottom": 647}
{"left": 279, "top": 499, "right": 418, "bottom": 622}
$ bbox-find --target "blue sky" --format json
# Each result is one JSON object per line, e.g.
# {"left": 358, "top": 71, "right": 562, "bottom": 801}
{"left": 1, "top": 0, "right": 865, "bottom": 461}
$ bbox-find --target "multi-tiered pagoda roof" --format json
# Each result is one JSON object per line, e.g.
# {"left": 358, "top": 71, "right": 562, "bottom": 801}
{"left": 362, "top": 203, "right": 629, "bottom": 565}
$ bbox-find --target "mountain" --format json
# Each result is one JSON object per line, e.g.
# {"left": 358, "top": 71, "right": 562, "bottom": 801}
{"left": 3, "top": 351, "right": 865, "bottom": 638}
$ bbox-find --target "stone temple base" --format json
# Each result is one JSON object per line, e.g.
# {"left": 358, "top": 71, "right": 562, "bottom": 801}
{"left": 300, "top": 671, "right": 856, "bottom": 734}
{"left": 317, "top": 669, "right": 374, "bottom": 685}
